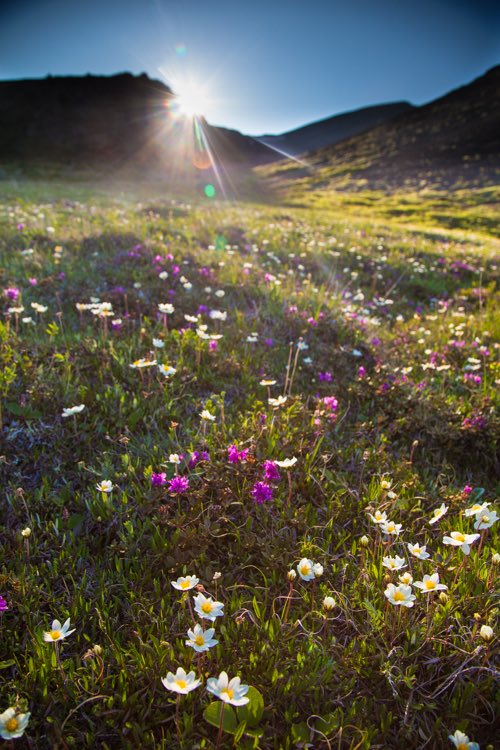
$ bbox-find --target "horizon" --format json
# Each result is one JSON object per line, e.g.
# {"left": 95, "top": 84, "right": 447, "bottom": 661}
{"left": 1, "top": 0, "right": 499, "bottom": 135}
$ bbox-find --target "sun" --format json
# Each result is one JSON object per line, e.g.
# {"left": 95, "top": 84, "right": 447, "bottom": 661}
{"left": 175, "top": 80, "right": 211, "bottom": 118}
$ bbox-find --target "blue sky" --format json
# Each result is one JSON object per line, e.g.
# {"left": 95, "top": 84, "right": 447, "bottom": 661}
{"left": 1, "top": 0, "right": 499, "bottom": 134}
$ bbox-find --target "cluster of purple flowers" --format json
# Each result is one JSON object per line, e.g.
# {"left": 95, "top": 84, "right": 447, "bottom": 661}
{"left": 189, "top": 450, "right": 210, "bottom": 468}
{"left": 251, "top": 482, "right": 273, "bottom": 505}
{"left": 322, "top": 396, "right": 338, "bottom": 412}
{"left": 464, "top": 373, "right": 481, "bottom": 385}
{"left": 318, "top": 371, "right": 332, "bottom": 382}
{"left": 0, "top": 595, "right": 8, "bottom": 612}
{"left": 3, "top": 287, "right": 20, "bottom": 300}
{"left": 151, "top": 472, "right": 167, "bottom": 486}
{"left": 262, "top": 460, "right": 280, "bottom": 482}
{"left": 168, "top": 476, "right": 190, "bottom": 495}
{"left": 227, "top": 444, "right": 249, "bottom": 463}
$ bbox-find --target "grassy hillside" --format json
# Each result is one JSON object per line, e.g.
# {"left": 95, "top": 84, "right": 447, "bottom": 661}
{"left": 0, "top": 178, "right": 498, "bottom": 749}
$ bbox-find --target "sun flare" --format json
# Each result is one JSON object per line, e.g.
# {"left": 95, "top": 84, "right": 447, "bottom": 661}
{"left": 175, "top": 80, "right": 211, "bottom": 118}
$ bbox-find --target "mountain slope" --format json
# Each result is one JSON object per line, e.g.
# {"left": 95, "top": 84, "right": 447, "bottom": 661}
{"left": 262, "top": 66, "right": 500, "bottom": 192}
{"left": 258, "top": 101, "right": 414, "bottom": 156}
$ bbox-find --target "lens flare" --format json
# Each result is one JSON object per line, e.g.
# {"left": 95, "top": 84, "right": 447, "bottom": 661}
{"left": 176, "top": 80, "right": 211, "bottom": 117}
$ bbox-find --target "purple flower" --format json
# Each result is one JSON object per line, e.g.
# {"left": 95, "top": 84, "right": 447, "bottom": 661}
{"left": 4, "top": 287, "right": 20, "bottom": 300}
{"left": 168, "top": 475, "right": 190, "bottom": 494}
{"left": 322, "top": 396, "right": 338, "bottom": 412}
{"left": 358, "top": 366, "right": 366, "bottom": 379}
{"left": 228, "top": 445, "right": 249, "bottom": 464}
{"left": 29, "top": 278, "right": 38, "bottom": 286}
{"left": 463, "top": 485, "right": 473, "bottom": 495}
{"left": 264, "top": 338, "right": 274, "bottom": 347}
{"left": 0, "top": 595, "right": 8, "bottom": 612}
{"left": 151, "top": 472, "right": 167, "bottom": 486}
{"left": 318, "top": 371, "right": 332, "bottom": 382}
{"left": 251, "top": 481, "right": 273, "bottom": 504}
{"left": 188, "top": 450, "right": 210, "bottom": 468}
{"left": 209, "top": 340, "right": 218, "bottom": 352}
{"left": 263, "top": 460, "right": 280, "bottom": 482}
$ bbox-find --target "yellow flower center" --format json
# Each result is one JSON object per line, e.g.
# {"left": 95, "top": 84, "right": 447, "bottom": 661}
{"left": 51, "top": 630, "right": 61, "bottom": 640}
{"left": 176, "top": 679, "right": 187, "bottom": 689}
{"left": 201, "top": 602, "right": 213, "bottom": 613}
{"left": 194, "top": 635, "right": 205, "bottom": 646}
{"left": 393, "top": 591, "right": 405, "bottom": 601}
{"left": 481, "top": 515, "right": 489, "bottom": 523}
{"left": 425, "top": 580, "right": 436, "bottom": 590}
{"left": 180, "top": 581, "right": 190, "bottom": 590}
{"left": 454, "top": 533, "right": 465, "bottom": 542}
{"left": 457, "top": 745, "right": 469, "bottom": 750}
{"left": 413, "top": 546, "right": 421, "bottom": 553}
{"left": 5, "top": 717, "right": 19, "bottom": 732}
{"left": 299, "top": 564, "right": 310, "bottom": 575}
{"left": 433, "top": 508, "right": 441, "bottom": 516}
{"left": 222, "top": 689, "right": 234, "bottom": 700}
{"left": 471, "top": 505, "right": 480, "bottom": 512}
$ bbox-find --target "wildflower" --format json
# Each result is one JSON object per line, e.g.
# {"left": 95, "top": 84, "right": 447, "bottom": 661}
{"left": 492, "top": 552, "right": 500, "bottom": 565}
{"left": 313, "top": 563, "right": 324, "bottom": 578}
{"left": 31, "top": 302, "right": 48, "bottom": 313}
{"left": 429, "top": 503, "right": 448, "bottom": 524}
{"left": 162, "top": 667, "right": 201, "bottom": 694}
{"left": 275, "top": 457, "right": 297, "bottom": 468}
{"left": 448, "top": 729, "right": 479, "bottom": 750}
{"left": 21, "top": 527, "right": 31, "bottom": 538}
{"left": 185, "top": 623, "right": 218, "bottom": 652}
{"left": 193, "top": 592, "right": 224, "bottom": 621}
{"left": 200, "top": 409, "right": 216, "bottom": 422}
{"left": 323, "top": 596, "right": 335, "bottom": 611}
{"left": 380, "top": 520, "right": 402, "bottom": 536}
{"left": 206, "top": 671, "right": 249, "bottom": 706}
{"left": 474, "top": 509, "right": 498, "bottom": 530}
{"left": 0, "top": 595, "right": 8, "bottom": 612}
{"left": 169, "top": 454, "right": 181, "bottom": 464}
{"left": 259, "top": 379, "right": 276, "bottom": 386}
{"left": 297, "top": 558, "right": 315, "bottom": 581}
{"left": 399, "top": 572, "right": 413, "bottom": 585}
{"left": 268, "top": 395, "right": 287, "bottom": 407}
{"left": 287, "top": 570, "right": 297, "bottom": 582}
{"left": 382, "top": 555, "right": 407, "bottom": 571}
{"left": 479, "top": 624, "right": 494, "bottom": 641}
{"left": 462, "top": 485, "right": 473, "bottom": 496}
{"left": 464, "top": 502, "right": 490, "bottom": 517}
{"left": 407, "top": 542, "right": 430, "bottom": 560}
{"left": 168, "top": 476, "right": 189, "bottom": 495}
{"left": 381, "top": 480, "right": 392, "bottom": 490}
{"left": 152, "top": 338, "right": 165, "bottom": 348}
{"left": 61, "top": 404, "right": 85, "bottom": 418}
{"left": 158, "top": 303, "right": 174, "bottom": 314}
{"left": 359, "top": 535, "right": 370, "bottom": 546}
{"left": 0, "top": 707, "right": 30, "bottom": 740}
{"left": 171, "top": 575, "right": 199, "bottom": 591}
{"left": 368, "top": 509, "right": 387, "bottom": 525}
{"left": 263, "top": 460, "right": 280, "bottom": 482}
{"left": 228, "top": 445, "right": 249, "bottom": 463}
{"left": 130, "top": 358, "right": 157, "bottom": 369}
{"left": 158, "top": 364, "right": 177, "bottom": 377}
{"left": 442, "top": 531, "right": 480, "bottom": 555}
{"left": 384, "top": 583, "right": 416, "bottom": 607}
{"left": 96, "top": 480, "right": 113, "bottom": 493}
{"left": 43, "top": 617, "right": 76, "bottom": 642}
{"left": 251, "top": 481, "right": 273, "bottom": 504}
{"left": 413, "top": 573, "right": 448, "bottom": 593}
{"left": 151, "top": 472, "right": 167, "bottom": 486}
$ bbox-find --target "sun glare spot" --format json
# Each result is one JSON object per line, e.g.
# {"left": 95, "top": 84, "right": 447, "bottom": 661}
{"left": 175, "top": 80, "right": 211, "bottom": 118}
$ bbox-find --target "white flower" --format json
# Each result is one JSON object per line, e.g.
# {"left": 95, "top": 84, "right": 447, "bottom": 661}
{"left": 21, "top": 527, "right": 31, "bottom": 538}
{"left": 380, "top": 521, "right": 402, "bottom": 536}
{"left": 159, "top": 271, "right": 169, "bottom": 280}
{"left": 171, "top": 575, "right": 199, "bottom": 591}
{"left": 259, "top": 379, "right": 276, "bottom": 386}
{"left": 448, "top": 729, "right": 479, "bottom": 750}
{"left": 464, "top": 501, "right": 490, "bottom": 517}
{"left": 161, "top": 667, "right": 201, "bottom": 694}
{"left": 479, "top": 624, "right": 494, "bottom": 641}
{"left": 368, "top": 509, "right": 387, "bottom": 525}
{"left": 193, "top": 592, "right": 224, "bottom": 621}
{"left": 274, "top": 457, "right": 297, "bottom": 468}
{"left": 130, "top": 358, "right": 157, "bottom": 369}
{"left": 0, "top": 707, "right": 31, "bottom": 740}
{"left": 473, "top": 509, "right": 497, "bottom": 530}
{"left": 96, "top": 480, "right": 113, "bottom": 493}
{"left": 382, "top": 555, "right": 407, "bottom": 571}
{"left": 62, "top": 404, "right": 85, "bottom": 418}
{"left": 323, "top": 596, "right": 335, "bottom": 611}
{"left": 158, "top": 364, "right": 177, "bottom": 377}
{"left": 407, "top": 542, "right": 430, "bottom": 560}
{"left": 268, "top": 395, "right": 287, "bottom": 407}
{"left": 384, "top": 583, "right": 416, "bottom": 607}
{"left": 206, "top": 671, "right": 249, "bottom": 706}
{"left": 158, "top": 303, "right": 174, "bottom": 314}
{"left": 169, "top": 454, "right": 181, "bottom": 464}
{"left": 43, "top": 617, "right": 76, "bottom": 642}
{"left": 200, "top": 409, "right": 216, "bottom": 422}
{"left": 413, "top": 573, "right": 447, "bottom": 593}
{"left": 185, "top": 314, "right": 199, "bottom": 323}
{"left": 31, "top": 302, "right": 48, "bottom": 313}
{"left": 185, "top": 624, "right": 218, "bottom": 652}
{"left": 152, "top": 338, "right": 165, "bottom": 348}
{"left": 297, "top": 558, "right": 315, "bottom": 581}
{"left": 313, "top": 563, "right": 324, "bottom": 578}
{"left": 399, "top": 572, "right": 413, "bottom": 585}
{"left": 429, "top": 503, "right": 448, "bottom": 524}
{"left": 442, "top": 531, "right": 480, "bottom": 555}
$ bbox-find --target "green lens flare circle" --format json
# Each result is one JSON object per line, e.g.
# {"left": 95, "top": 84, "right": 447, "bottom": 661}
{"left": 204, "top": 184, "right": 216, "bottom": 198}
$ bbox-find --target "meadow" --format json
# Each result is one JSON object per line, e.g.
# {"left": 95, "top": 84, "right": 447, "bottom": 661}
{"left": 0, "top": 176, "right": 498, "bottom": 749}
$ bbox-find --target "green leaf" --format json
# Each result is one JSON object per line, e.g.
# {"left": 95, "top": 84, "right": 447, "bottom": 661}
{"left": 203, "top": 701, "right": 238, "bottom": 734}
{"left": 234, "top": 720, "right": 247, "bottom": 743}
{"left": 236, "top": 687, "right": 264, "bottom": 728}
{"left": 0, "top": 660, "right": 15, "bottom": 669}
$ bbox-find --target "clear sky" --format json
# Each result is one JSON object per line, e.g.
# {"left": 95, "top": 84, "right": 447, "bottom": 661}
{"left": 1, "top": 0, "right": 499, "bottom": 135}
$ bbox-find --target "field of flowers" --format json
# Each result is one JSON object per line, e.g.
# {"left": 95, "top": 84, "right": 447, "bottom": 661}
{"left": 0, "top": 180, "right": 498, "bottom": 749}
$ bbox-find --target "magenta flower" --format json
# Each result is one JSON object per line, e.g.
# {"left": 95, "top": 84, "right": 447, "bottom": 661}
{"left": 358, "top": 366, "right": 366, "bottom": 378}
{"left": 168, "top": 476, "right": 190, "bottom": 494}
{"left": 463, "top": 485, "right": 473, "bottom": 496}
{"left": 189, "top": 450, "right": 210, "bottom": 468}
{"left": 318, "top": 371, "right": 332, "bottom": 382}
{"left": 322, "top": 396, "right": 338, "bottom": 412}
{"left": 228, "top": 445, "right": 249, "bottom": 464}
{"left": 251, "top": 481, "right": 273, "bottom": 504}
{"left": 151, "top": 472, "right": 167, "bottom": 486}
{"left": 4, "top": 287, "right": 20, "bottom": 300}
{"left": 209, "top": 340, "right": 218, "bottom": 352}
{"left": 263, "top": 460, "right": 280, "bottom": 482}
{"left": 0, "top": 595, "right": 8, "bottom": 612}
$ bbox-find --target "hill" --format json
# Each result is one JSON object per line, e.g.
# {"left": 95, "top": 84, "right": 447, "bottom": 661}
{"left": 262, "top": 65, "right": 500, "bottom": 193}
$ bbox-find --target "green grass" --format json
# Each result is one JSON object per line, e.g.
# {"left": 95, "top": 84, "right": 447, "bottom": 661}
{"left": 0, "top": 178, "right": 498, "bottom": 749}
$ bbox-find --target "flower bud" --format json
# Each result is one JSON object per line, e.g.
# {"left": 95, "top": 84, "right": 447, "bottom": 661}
{"left": 473, "top": 612, "right": 481, "bottom": 622}
{"left": 313, "top": 563, "right": 324, "bottom": 578}
{"left": 359, "top": 535, "right": 369, "bottom": 547}
{"left": 287, "top": 570, "right": 297, "bottom": 582}
{"left": 93, "top": 644, "right": 103, "bottom": 655}
{"left": 479, "top": 624, "right": 494, "bottom": 641}
{"left": 438, "top": 592, "right": 448, "bottom": 604}
{"left": 21, "top": 527, "right": 31, "bottom": 538}
{"left": 323, "top": 596, "right": 335, "bottom": 611}
{"left": 492, "top": 552, "right": 500, "bottom": 565}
